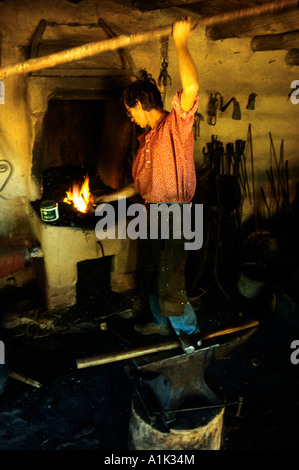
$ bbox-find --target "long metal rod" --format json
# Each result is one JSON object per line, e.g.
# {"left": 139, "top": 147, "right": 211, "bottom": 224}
{"left": 248, "top": 124, "right": 259, "bottom": 255}
{"left": 0, "top": 0, "right": 297, "bottom": 80}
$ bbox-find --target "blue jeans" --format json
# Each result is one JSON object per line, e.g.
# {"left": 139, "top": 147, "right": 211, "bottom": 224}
{"left": 149, "top": 290, "right": 199, "bottom": 336}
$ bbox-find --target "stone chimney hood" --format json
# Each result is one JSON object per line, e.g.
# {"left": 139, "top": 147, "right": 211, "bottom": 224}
{"left": 26, "top": 18, "right": 137, "bottom": 201}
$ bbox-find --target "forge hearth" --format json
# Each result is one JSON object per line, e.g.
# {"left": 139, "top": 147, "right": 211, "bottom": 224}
{"left": 29, "top": 103, "right": 138, "bottom": 311}
{"left": 25, "top": 30, "right": 138, "bottom": 312}
{"left": 29, "top": 166, "right": 138, "bottom": 312}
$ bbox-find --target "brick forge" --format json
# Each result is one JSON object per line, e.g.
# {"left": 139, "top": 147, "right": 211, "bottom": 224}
{"left": 30, "top": 208, "right": 138, "bottom": 311}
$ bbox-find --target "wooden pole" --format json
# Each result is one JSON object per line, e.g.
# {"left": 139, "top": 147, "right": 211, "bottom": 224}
{"left": 76, "top": 319, "right": 259, "bottom": 369}
{"left": 0, "top": 25, "right": 171, "bottom": 80}
{"left": 77, "top": 340, "right": 181, "bottom": 369}
{"left": 0, "top": 0, "right": 297, "bottom": 80}
{"left": 8, "top": 370, "right": 42, "bottom": 388}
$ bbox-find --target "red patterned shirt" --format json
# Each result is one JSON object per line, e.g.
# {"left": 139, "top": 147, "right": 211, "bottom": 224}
{"left": 132, "top": 90, "right": 198, "bottom": 203}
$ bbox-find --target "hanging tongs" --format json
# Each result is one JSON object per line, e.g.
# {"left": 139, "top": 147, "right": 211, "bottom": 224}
{"left": 193, "top": 112, "right": 204, "bottom": 140}
{"left": 207, "top": 91, "right": 222, "bottom": 126}
{"left": 158, "top": 59, "right": 172, "bottom": 87}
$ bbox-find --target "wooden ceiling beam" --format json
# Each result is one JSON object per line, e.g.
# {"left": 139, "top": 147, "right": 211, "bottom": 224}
{"left": 132, "top": 0, "right": 205, "bottom": 11}
{"left": 285, "top": 47, "right": 299, "bottom": 64}
{"left": 251, "top": 30, "right": 299, "bottom": 50}
{"left": 206, "top": 8, "right": 299, "bottom": 40}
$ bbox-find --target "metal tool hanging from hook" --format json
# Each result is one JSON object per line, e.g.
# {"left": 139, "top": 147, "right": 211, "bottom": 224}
{"left": 208, "top": 93, "right": 241, "bottom": 125}
{"left": 246, "top": 93, "right": 257, "bottom": 110}
{"left": 207, "top": 92, "right": 222, "bottom": 126}
{"left": 220, "top": 96, "right": 241, "bottom": 120}
{"left": 158, "top": 35, "right": 172, "bottom": 107}
{"left": 193, "top": 112, "right": 204, "bottom": 140}
{"left": 158, "top": 58, "right": 172, "bottom": 107}
{"left": 158, "top": 59, "right": 172, "bottom": 88}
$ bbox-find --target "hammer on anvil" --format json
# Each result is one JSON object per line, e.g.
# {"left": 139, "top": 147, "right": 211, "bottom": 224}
{"left": 131, "top": 326, "right": 257, "bottom": 414}
{"left": 77, "top": 320, "right": 258, "bottom": 412}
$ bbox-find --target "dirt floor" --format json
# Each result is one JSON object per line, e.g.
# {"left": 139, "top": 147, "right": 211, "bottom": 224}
{"left": 0, "top": 253, "right": 299, "bottom": 454}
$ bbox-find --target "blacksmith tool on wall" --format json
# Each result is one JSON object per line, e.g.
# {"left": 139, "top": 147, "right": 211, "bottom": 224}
{"left": 207, "top": 93, "right": 241, "bottom": 125}
{"left": 246, "top": 93, "right": 257, "bottom": 110}
{"left": 193, "top": 112, "right": 204, "bottom": 140}
{"left": 220, "top": 96, "right": 241, "bottom": 120}
{"left": 158, "top": 59, "right": 172, "bottom": 88}
{"left": 207, "top": 92, "right": 221, "bottom": 125}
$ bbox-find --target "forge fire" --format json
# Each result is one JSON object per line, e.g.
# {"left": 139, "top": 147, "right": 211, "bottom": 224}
{"left": 63, "top": 174, "right": 91, "bottom": 213}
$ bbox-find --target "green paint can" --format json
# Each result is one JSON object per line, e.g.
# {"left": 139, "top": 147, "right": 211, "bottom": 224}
{"left": 40, "top": 200, "right": 59, "bottom": 222}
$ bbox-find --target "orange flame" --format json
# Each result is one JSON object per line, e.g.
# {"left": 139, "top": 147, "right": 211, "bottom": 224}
{"left": 64, "top": 175, "right": 90, "bottom": 213}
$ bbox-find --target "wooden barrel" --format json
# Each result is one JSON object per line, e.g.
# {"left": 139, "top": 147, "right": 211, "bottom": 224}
{"left": 128, "top": 394, "right": 225, "bottom": 450}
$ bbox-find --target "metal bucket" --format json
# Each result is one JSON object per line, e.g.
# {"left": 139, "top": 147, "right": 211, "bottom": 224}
{"left": 237, "top": 263, "right": 267, "bottom": 299}
{"left": 40, "top": 200, "right": 59, "bottom": 222}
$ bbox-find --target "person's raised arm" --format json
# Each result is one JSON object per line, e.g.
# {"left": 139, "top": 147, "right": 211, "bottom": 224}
{"left": 173, "top": 18, "right": 199, "bottom": 112}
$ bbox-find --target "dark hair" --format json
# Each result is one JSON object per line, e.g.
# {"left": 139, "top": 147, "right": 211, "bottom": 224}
{"left": 122, "top": 70, "right": 163, "bottom": 111}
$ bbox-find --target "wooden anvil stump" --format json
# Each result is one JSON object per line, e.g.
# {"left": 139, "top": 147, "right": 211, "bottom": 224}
{"left": 128, "top": 393, "right": 225, "bottom": 451}
{"left": 128, "top": 327, "right": 257, "bottom": 450}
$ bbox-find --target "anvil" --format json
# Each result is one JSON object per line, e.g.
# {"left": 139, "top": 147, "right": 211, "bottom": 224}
{"left": 76, "top": 320, "right": 258, "bottom": 427}
{"left": 131, "top": 327, "right": 257, "bottom": 413}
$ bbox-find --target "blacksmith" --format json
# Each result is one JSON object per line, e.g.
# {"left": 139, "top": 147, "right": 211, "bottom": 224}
{"left": 93, "top": 18, "right": 200, "bottom": 340}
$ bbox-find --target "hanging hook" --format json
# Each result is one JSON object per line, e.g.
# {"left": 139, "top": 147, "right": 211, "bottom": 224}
{"left": 158, "top": 59, "right": 172, "bottom": 88}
